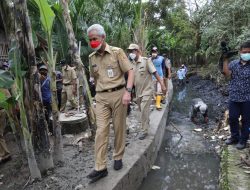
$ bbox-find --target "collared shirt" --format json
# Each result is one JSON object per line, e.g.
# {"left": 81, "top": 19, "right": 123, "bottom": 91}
{"left": 89, "top": 43, "right": 133, "bottom": 92}
{"left": 62, "top": 66, "right": 77, "bottom": 85}
{"left": 132, "top": 56, "right": 156, "bottom": 98}
{"left": 151, "top": 55, "right": 164, "bottom": 80}
{"left": 40, "top": 76, "right": 51, "bottom": 104}
{"left": 229, "top": 59, "right": 250, "bottom": 102}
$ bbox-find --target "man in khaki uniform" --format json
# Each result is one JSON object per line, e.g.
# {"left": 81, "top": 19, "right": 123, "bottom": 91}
{"left": 127, "top": 44, "right": 166, "bottom": 140}
{"left": 87, "top": 24, "right": 134, "bottom": 183}
{"left": 0, "top": 88, "right": 11, "bottom": 163}
{"left": 60, "top": 59, "right": 77, "bottom": 112}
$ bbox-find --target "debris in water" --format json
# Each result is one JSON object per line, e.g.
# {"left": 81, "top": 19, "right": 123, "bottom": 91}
{"left": 152, "top": 165, "right": 161, "bottom": 170}
{"left": 64, "top": 134, "right": 74, "bottom": 138}
{"left": 223, "top": 126, "right": 229, "bottom": 131}
{"left": 211, "top": 136, "right": 216, "bottom": 140}
{"left": 243, "top": 170, "right": 250, "bottom": 174}
{"left": 75, "top": 184, "right": 83, "bottom": 190}
{"left": 193, "top": 128, "right": 202, "bottom": 132}
{"left": 218, "top": 135, "right": 225, "bottom": 139}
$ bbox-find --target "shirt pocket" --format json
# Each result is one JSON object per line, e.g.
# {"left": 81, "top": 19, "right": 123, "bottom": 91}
{"left": 107, "top": 61, "right": 120, "bottom": 77}
{"left": 138, "top": 66, "right": 146, "bottom": 75}
{"left": 91, "top": 64, "right": 99, "bottom": 78}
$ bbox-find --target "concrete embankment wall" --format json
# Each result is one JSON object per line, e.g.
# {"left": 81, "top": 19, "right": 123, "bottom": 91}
{"left": 87, "top": 80, "right": 173, "bottom": 190}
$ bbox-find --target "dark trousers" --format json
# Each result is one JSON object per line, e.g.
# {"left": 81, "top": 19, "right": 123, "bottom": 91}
{"left": 229, "top": 101, "right": 250, "bottom": 143}
{"left": 57, "top": 89, "right": 62, "bottom": 110}
{"left": 43, "top": 101, "right": 53, "bottom": 133}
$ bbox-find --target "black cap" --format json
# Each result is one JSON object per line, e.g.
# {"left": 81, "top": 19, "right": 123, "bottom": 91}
{"left": 60, "top": 59, "right": 66, "bottom": 65}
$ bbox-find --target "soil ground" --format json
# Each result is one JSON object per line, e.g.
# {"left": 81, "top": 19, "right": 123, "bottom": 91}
{"left": 0, "top": 75, "right": 249, "bottom": 190}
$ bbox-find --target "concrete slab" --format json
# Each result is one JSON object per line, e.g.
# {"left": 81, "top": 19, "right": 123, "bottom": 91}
{"left": 84, "top": 80, "right": 173, "bottom": 190}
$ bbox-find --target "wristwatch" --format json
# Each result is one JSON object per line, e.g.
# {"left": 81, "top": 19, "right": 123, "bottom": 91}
{"left": 126, "top": 87, "right": 132, "bottom": 93}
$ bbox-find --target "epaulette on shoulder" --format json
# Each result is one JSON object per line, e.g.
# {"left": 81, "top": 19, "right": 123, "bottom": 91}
{"left": 110, "top": 46, "right": 120, "bottom": 52}
{"left": 89, "top": 52, "right": 96, "bottom": 58}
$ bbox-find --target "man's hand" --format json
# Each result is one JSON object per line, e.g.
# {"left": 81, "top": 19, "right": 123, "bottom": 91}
{"left": 191, "top": 117, "right": 198, "bottom": 124}
{"left": 122, "top": 90, "right": 131, "bottom": 105}
{"left": 40, "top": 74, "right": 46, "bottom": 81}
{"left": 161, "top": 82, "right": 167, "bottom": 95}
{"left": 72, "top": 85, "right": 77, "bottom": 96}
{"left": 204, "top": 116, "right": 209, "bottom": 124}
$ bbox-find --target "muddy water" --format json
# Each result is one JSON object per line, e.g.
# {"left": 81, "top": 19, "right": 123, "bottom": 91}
{"left": 139, "top": 81, "right": 220, "bottom": 190}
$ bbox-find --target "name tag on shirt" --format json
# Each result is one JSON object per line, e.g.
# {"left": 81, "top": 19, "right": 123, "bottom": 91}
{"left": 107, "top": 68, "right": 114, "bottom": 78}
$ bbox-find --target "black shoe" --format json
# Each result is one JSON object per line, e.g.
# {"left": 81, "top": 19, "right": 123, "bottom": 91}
{"left": 161, "top": 99, "right": 166, "bottom": 104}
{"left": 236, "top": 142, "right": 246, "bottom": 150}
{"left": 114, "top": 160, "right": 123, "bottom": 170}
{"left": 225, "top": 138, "right": 238, "bottom": 145}
{"left": 87, "top": 169, "right": 108, "bottom": 183}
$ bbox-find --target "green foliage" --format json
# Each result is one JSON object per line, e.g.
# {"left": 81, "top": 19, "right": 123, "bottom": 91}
{"left": 0, "top": 70, "right": 14, "bottom": 88}
{"left": 34, "top": 0, "right": 55, "bottom": 37}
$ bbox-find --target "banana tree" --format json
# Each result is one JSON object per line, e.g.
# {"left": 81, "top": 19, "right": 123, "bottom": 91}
{"left": 33, "top": 0, "right": 63, "bottom": 163}
{"left": 13, "top": 0, "right": 54, "bottom": 173}
{"left": 60, "top": 0, "right": 96, "bottom": 131}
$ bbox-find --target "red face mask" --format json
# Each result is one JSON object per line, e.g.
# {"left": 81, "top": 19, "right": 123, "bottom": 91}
{"left": 90, "top": 40, "right": 102, "bottom": 49}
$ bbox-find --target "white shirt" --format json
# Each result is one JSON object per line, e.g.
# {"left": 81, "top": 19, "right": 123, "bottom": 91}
{"left": 177, "top": 68, "right": 185, "bottom": 79}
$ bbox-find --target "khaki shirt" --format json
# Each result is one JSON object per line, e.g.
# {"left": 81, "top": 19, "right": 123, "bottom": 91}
{"left": 132, "top": 56, "right": 156, "bottom": 98}
{"left": 62, "top": 66, "right": 77, "bottom": 84}
{"left": 89, "top": 44, "right": 133, "bottom": 92}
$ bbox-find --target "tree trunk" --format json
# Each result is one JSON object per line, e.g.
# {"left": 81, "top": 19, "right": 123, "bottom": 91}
{"left": 50, "top": 69, "right": 63, "bottom": 164}
{"left": 13, "top": 0, "right": 54, "bottom": 173}
{"left": 60, "top": 0, "right": 96, "bottom": 132}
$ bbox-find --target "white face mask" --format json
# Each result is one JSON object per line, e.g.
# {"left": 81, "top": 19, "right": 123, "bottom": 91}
{"left": 129, "top": 53, "right": 136, "bottom": 60}
{"left": 152, "top": 53, "right": 157, "bottom": 58}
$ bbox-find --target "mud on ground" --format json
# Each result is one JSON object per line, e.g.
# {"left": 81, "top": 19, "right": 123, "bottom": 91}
{"left": 0, "top": 103, "right": 143, "bottom": 190}
{"left": 0, "top": 75, "right": 239, "bottom": 190}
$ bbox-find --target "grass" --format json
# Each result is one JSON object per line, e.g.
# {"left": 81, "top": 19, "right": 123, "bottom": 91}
{"left": 219, "top": 146, "right": 230, "bottom": 190}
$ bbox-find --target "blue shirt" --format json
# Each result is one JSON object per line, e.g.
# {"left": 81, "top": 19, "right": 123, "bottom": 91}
{"left": 41, "top": 76, "right": 51, "bottom": 104}
{"left": 229, "top": 59, "right": 250, "bottom": 102}
{"left": 151, "top": 55, "right": 164, "bottom": 80}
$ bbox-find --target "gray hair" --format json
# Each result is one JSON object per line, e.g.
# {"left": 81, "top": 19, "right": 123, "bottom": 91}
{"left": 87, "top": 24, "right": 106, "bottom": 37}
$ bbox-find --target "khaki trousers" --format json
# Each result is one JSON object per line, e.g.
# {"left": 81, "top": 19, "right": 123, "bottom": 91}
{"left": 0, "top": 109, "right": 10, "bottom": 157}
{"left": 61, "top": 84, "right": 77, "bottom": 111}
{"left": 94, "top": 88, "right": 127, "bottom": 171}
{"left": 137, "top": 95, "right": 152, "bottom": 133}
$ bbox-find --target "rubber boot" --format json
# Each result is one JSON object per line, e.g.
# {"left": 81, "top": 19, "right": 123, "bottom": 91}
{"left": 155, "top": 95, "right": 162, "bottom": 110}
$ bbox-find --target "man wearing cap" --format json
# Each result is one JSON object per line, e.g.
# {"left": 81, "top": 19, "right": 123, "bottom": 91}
{"left": 39, "top": 65, "right": 53, "bottom": 133}
{"left": 87, "top": 24, "right": 134, "bottom": 183}
{"left": 60, "top": 59, "right": 77, "bottom": 112}
{"left": 190, "top": 98, "right": 208, "bottom": 124}
{"left": 150, "top": 47, "right": 166, "bottom": 110}
{"left": 127, "top": 44, "right": 166, "bottom": 140}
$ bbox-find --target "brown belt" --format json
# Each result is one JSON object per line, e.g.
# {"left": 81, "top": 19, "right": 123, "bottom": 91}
{"left": 98, "top": 85, "right": 124, "bottom": 93}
